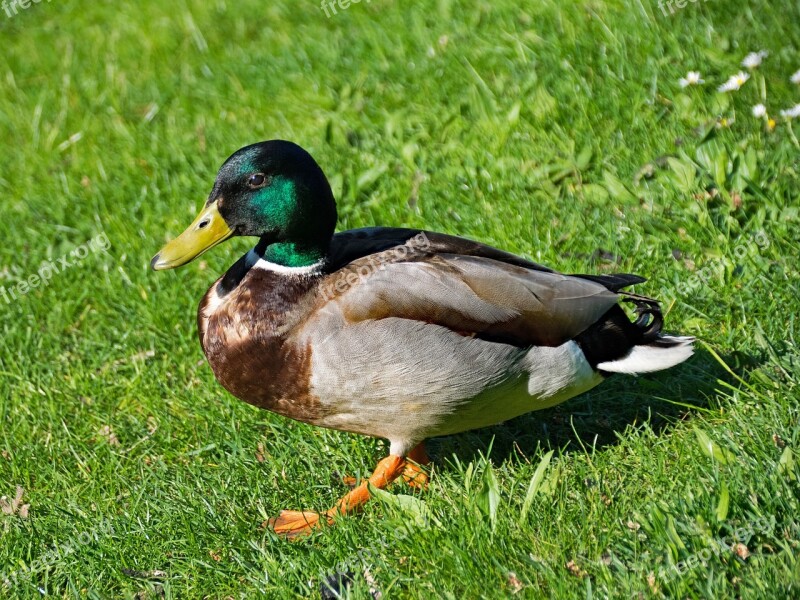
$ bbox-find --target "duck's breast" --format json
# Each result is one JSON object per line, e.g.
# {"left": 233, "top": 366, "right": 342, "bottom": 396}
{"left": 197, "top": 271, "right": 329, "bottom": 424}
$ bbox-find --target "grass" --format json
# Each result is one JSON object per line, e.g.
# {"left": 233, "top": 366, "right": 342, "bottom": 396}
{"left": 1, "top": 0, "right": 799, "bottom": 597}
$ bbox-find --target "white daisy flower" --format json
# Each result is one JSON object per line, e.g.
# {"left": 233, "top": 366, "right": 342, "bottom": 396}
{"left": 718, "top": 71, "right": 750, "bottom": 92}
{"left": 679, "top": 71, "right": 704, "bottom": 88}
{"left": 791, "top": 69, "right": 800, "bottom": 85}
{"left": 780, "top": 104, "right": 800, "bottom": 119}
{"left": 741, "top": 50, "right": 768, "bottom": 70}
{"left": 752, "top": 104, "right": 767, "bottom": 118}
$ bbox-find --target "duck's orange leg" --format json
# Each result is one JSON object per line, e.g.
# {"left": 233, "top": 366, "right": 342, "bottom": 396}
{"left": 269, "top": 455, "right": 406, "bottom": 539}
{"left": 402, "top": 442, "right": 430, "bottom": 489}
{"left": 340, "top": 443, "right": 430, "bottom": 490}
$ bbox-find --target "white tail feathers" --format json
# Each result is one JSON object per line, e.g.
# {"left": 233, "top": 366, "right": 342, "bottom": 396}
{"left": 596, "top": 335, "right": 695, "bottom": 375}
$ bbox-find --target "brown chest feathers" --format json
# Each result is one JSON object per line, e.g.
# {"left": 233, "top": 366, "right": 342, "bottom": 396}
{"left": 197, "top": 264, "right": 328, "bottom": 424}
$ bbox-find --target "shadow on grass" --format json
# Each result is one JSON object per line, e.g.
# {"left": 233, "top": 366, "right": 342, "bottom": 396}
{"left": 430, "top": 347, "right": 758, "bottom": 466}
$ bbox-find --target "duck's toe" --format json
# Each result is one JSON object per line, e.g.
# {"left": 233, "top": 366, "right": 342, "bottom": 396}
{"left": 401, "top": 462, "right": 429, "bottom": 489}
{"left": 401, "top": 442, "right": 431, "bottom": 489}
{"left": 340, "top": 475, "right": 358, "bottom": 488}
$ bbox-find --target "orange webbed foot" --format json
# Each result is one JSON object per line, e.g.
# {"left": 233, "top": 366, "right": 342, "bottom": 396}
{"left": 267, "top": 510, "right": 330, "bottom": 539}
{"left": 269, "top": 450, "right": 426, "bottom": 539}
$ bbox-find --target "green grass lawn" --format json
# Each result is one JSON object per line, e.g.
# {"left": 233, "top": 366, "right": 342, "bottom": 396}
{"left": 1, "top": 0, "right": 799, "bottom": 597}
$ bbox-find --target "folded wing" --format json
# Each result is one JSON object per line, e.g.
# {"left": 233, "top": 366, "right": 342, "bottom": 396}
{"left": 321, "top": 229, "right": 623, "bottom": 347}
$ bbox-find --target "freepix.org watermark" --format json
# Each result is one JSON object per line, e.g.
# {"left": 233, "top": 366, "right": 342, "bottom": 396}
{"left": 1, "top": 518, "right": 116, "bottom": 591}
{"left": 659, "top": 229, "right": 770, "bottom": 307}
{"left": 659, "top": 516, "right": 772, "bottom": 583}
{"left": 0, "top": 232, "right": 110, "bottom": 304}
{"left": 319, "top": 0, "right": 370, "bottom": 18}
{"left": 2, "top": 0, "right": 52, "bottom": 19}
{"left": 657, "top": 0, "right": 711, "bottom": 17}
{"left": 318, "top": 232, "right": 431, "bottom": 301}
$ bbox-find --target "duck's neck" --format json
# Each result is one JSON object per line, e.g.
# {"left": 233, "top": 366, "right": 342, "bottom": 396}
{"left": 249, "top": 237, "right": 328, "bottom": 275}
{"left": 217, "top": 240, "right": 324, "bottom": 297}
{"left": 255, "top": 237, "right": 328, "bottom": 269}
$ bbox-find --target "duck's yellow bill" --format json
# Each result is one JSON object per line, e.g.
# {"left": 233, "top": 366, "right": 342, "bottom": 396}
{"left": 150, "top": 202, "right": 234, "bottom": 270}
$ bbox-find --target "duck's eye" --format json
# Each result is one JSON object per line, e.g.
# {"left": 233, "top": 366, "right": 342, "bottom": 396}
{"left": 248, "top": 173, "right": 269, "bottom": 189}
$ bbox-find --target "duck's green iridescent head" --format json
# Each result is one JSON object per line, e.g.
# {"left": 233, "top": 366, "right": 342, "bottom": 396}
{"left": 151, "top": 140, "right": 338, "bottom": 270}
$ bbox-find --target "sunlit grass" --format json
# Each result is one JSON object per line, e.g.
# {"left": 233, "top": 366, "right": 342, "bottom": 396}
{"left": 1, "top": 0, "right": 799, "bottom": 598}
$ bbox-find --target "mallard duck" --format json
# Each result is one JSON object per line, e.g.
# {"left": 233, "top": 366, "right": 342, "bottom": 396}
{"left": 151, "top": 140, "right": 694, "bottom": 538}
